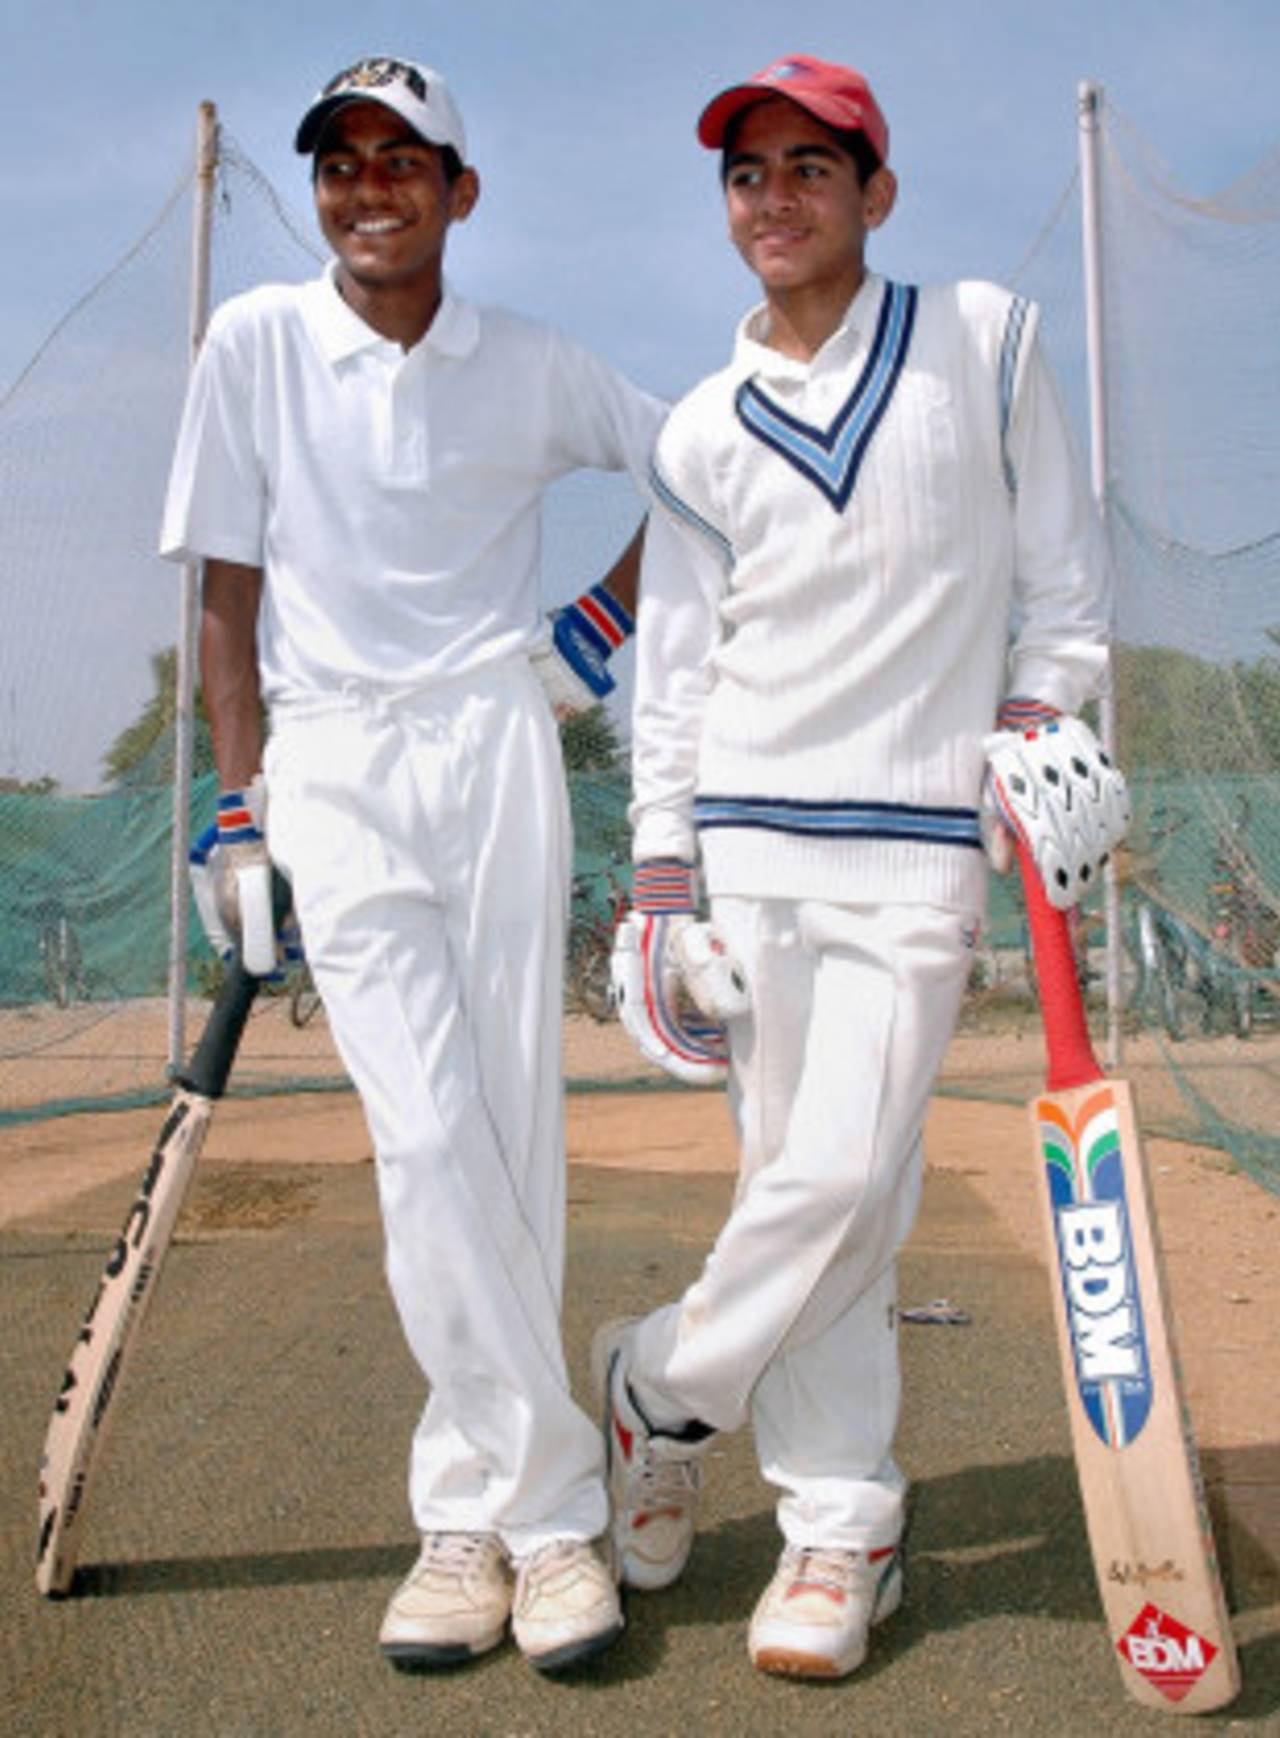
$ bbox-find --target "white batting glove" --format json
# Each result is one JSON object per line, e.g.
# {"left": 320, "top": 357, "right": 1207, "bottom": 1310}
{"left": 532, "top": 583, "right": 635, "bottom": 720}
{"left": 981, "top": 697, "right": 1061, "bottom": 875}
{"left": 610, "top": 860, "right": 750, "bottom": 1087}
{"left": 188, "top": 777, "right": 301, "bottom": 978}
{"left": 984, "top": 714, "right": 1130, "bottom": 910}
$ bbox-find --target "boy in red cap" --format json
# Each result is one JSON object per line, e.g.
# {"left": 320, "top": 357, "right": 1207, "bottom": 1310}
{"left": 599, "top": 53, "right": 1122, "bottom": 1681}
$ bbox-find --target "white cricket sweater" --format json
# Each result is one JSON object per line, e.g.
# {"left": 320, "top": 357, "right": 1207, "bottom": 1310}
{"left": 631, "top": 272, "right": 1109, "bottom": 912}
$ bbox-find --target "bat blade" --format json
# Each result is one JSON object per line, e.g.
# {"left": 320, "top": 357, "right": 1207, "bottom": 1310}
{"left": 36, "top": 959, "right": 261, "bottom": 1597}
{"left": 1019, "top": 843, "right": 1240, "bottom": 1713}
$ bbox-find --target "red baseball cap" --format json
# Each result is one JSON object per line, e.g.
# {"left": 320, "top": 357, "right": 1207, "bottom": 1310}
{"left": 697, "top": 54, "right": 889, "bottom": 165}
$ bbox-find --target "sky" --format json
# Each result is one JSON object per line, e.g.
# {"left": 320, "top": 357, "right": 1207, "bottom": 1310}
{"left": 2, "top": 0, "right": 1278, "bottom": 788}
{"left": 4, "top": 0, "right": 1278, "bottom": 398}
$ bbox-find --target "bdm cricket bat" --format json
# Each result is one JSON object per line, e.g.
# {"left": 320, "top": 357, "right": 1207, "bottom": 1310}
{"left": 1018, "top": 841, "right": 1240, "bottom": 1712}
{"left": 36, "top": 954, "right": 263, "bottom": 1597}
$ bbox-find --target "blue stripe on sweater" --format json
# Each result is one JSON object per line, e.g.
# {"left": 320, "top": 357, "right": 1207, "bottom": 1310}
{"left": 694, "top": 794, "right": 982, "bottom": 848}
{"left": 733, "top": 282, "right": 917, "bottom": 512}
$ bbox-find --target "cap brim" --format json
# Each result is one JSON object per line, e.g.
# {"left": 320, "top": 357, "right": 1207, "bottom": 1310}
{"left": 294, "top": 88, "right": 436, "bottom": 154}
{"left": 697, "top": 86, "right": 775, "bottom": 149}
{"left": 697, "top": 82, "right": 887, "bottom": 163}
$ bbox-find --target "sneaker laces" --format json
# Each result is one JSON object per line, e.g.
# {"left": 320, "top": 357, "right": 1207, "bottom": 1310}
{"left": 515, "top": 1538, "right": 597, "bottom": 1599}
{"left": 414, "top": 1532, "right": 498, "bottom": 1580}
{"left": 635, "top": 1446, "right": 701, "bottom": 1514}
{"left": 781, "top": 1545, "right": 860, "bottom": 1594}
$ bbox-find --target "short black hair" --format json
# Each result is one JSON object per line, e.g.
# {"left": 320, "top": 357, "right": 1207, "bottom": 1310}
{"left": 720, "top": 108, "right": 882, "bottom": 188}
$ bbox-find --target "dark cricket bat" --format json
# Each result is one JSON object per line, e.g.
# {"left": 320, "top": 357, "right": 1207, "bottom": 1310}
{"left": 1018, "top": 840, "right": 1240, "bottom": 1712}
{"left": 36, "top": 954, "right": 263, "bottom": 1596}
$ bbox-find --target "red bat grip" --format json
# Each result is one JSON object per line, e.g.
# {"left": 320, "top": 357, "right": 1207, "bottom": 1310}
{"left": 1016, "top": 838, "right": 1103, "bottom": 1092}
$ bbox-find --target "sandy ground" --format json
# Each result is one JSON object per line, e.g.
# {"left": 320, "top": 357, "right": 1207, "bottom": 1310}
{"left": 2, "top": 1010, "right": 1276, "bottom": 1731}
{"left": 2, "top": 1016, "right": 1275, "bottom": 1573}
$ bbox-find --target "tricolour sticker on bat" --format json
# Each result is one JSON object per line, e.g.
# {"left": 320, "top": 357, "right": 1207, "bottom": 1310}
{"left": 1037, "top": 1086, "right": 1153, "bottom": 1446}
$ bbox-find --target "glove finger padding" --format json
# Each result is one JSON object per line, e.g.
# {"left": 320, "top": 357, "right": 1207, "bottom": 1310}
{"left": 671, "top": 919, "right": 752, "bottom": 1020}
{"left": 611, "top": 912, "right": 742, "bottom": 1087}
{"left": 984, "top": 716, "right": 1130, "bottom": 911}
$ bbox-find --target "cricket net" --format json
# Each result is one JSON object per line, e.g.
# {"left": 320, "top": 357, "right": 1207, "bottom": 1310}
{"left": 1, "top": 101, "right": 1277, "bottom": 1192}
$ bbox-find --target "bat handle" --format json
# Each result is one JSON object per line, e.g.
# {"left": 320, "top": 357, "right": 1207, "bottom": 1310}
{"left": 1016, "top": 839, "right": 1104, "bottom": 1092}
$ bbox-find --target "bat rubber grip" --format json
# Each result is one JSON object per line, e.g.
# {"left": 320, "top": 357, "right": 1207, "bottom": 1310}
{"left": 1016, "top": 839, "right": 1103, "bottom": 1092}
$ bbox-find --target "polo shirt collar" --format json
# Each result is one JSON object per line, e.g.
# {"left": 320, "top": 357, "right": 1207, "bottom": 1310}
{"left": 733, "top": 270, "right": 885, "bottom": 381}
{"left": 303, "top": 264, "right": 481, "bottom": 364}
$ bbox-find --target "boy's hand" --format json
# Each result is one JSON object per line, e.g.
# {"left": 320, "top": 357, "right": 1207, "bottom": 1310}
{"left": 983, "top": 716, "right": 1129, "bottom": 910}
{"left": 609, "top": 860, "right": 750, "bottom": 1086}
{"left": 535, "top": 583, "right": 636, "bottom": 718}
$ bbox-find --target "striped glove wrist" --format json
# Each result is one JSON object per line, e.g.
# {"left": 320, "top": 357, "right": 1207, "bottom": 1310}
{"left": 551, "top": 583, "right": 635, "bottom": 702}
{"left": 632, "top": 859, "right": 698, "bottom": 915}
{"left": 995, "top": 695, "right": 1061, "bottom": 732}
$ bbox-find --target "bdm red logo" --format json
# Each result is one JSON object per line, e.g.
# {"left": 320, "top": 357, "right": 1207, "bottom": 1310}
{"left": 1117, "top": 1602, "right": 1218, "bottom": 1702}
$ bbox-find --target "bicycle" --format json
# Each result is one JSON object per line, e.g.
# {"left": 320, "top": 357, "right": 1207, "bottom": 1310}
{"left": 1126, "top": 796, "right": 1278, "bottom": 1041}
{"left": 288, "top": 961, "right": 324, "bottom": 1029}
{"left": 38, "top": 906, "right": 88, "bottom": 1008}
{"left": 566, "top": 861, "right": 628, "bottom": 1022}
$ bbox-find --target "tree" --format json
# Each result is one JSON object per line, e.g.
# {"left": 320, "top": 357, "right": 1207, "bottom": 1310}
{"left": 559, "top": 703, "right": 625, "bottom": 773}
{"left": 101, "top": 647, "right": 215, "bottom": 787}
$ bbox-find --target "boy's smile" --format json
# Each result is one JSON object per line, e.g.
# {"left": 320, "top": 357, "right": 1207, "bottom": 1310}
{"left": 313, "top": 101, "right": 477, "bottom": 306}
{"left": 724, "top": 99, "right": 893, "bottom": 312}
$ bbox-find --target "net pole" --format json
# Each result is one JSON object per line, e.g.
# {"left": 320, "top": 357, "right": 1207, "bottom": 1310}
{"left": 167, "top": 100, "right": 218, "bottom": 1072}
{"left": 1079, "top": 79, "right": 1124, "bottom": 1068}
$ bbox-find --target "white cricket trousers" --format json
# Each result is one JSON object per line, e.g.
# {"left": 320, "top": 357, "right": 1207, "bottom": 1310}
{"left": 262, "top": 661, "right": 606, "bottom": 1555}
{"left": 629, "top": 896, "right": 976, "bottom": 1551}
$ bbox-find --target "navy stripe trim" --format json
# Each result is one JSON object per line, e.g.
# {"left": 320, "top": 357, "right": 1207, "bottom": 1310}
{"left": 693, "top": 793, "right": 982, "bottom": 848}
{"left": 733, "top": 282, "right": 917, "bottom": 512}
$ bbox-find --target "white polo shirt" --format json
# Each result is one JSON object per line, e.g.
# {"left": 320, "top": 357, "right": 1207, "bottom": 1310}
{"left": 160, "top": 266, "right": 665, "bottom": 702}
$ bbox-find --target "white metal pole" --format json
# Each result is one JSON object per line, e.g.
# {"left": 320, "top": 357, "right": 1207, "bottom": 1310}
{"left": 1078, "top": 80, "right": 1123, "bottom": 1067}
{"left": 167, "top": 100, "right": 218, "bottom": 1072}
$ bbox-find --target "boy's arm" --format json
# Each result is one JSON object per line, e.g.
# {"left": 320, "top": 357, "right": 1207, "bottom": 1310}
{"left": 630, "top": 502, "right": 726, "bottom": 865}
{"left": 542, "top": 522, "right": 646, "bottom": 715}
{"left": 1003, "top": 337, "right": 1110, "bottom": 716}
{"left": 200, "top": 559, "right": 265, "bottom": 787}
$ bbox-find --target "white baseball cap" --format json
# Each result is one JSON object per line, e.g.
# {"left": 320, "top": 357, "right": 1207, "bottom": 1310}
{"left": 295, "top": 56, "right": 467, "bottom": 158}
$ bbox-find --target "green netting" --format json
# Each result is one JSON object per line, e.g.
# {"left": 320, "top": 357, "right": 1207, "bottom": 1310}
{"left": 1, "top": 100, "right": 1277, "bottom": 1195}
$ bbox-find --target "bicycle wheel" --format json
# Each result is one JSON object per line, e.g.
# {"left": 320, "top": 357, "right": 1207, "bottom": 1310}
{"left": 569, "top": 932, "right": 614, "bottom": 1023}
{"left": 41, "top": 921, "right": 71, "bottom": 1008}
{"left": 289, "top": 972, "right": 323, "bottom": 1029}
{"left": 1137, "top": 906, "right": 1183, "bottom": 1041}
{"left": 1231, "top": 975, "right": 1255, "bottom": 1041}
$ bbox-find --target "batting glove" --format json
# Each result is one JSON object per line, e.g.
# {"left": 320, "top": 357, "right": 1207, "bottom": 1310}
{"left": 981, "top": 697, "right": 1061, "bottom": 874}
{"left": 984, "top": 715, "right": 1130, "bottom": 910}
{"left": 190, "top": 777, "right": 302, "bottom": 978}
{"left": 610, "top": 860, "right": 750, "bottom": 1087}
{"left": 533, "top": 583, "right": 635, "bottom": 719}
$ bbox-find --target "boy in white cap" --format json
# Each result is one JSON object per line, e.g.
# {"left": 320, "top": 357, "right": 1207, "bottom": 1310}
{"left": 600, "top": 53, "right": 1124, "bottom": 1681}
{"left": 162, "top": 54, "right": 664, "bottom": 1674}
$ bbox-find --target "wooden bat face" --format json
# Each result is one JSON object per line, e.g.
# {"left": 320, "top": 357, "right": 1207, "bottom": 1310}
{"left": 1018, "top": 839, "right": 1240, "bottom": 1713}
{"left": 36, "top": 1089, "right": 215, "bottom": 1595}
{"left": 36, "top": 948, "right": 266, "bottom": 1597}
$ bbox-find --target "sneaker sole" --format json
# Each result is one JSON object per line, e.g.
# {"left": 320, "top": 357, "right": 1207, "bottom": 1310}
{"left": 381, "top": 1628, "right": 506, "bottom": 1671}
{"left": 522, "top": 1616, "right": 625, "bottom": 1675}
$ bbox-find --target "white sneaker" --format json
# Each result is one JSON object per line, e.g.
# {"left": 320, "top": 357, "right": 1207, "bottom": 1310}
{"left": 511, "top": 1538, "right": 624, "bottom": 1672}
{"left": 748, "top": 1544, "right": 903, "bottom": 1679}
{"left": 379, "top": 1532, "right": 512, "bottom": 1667}
{"left": 591, "top": 1318, "right": 713, "bottom": 1591}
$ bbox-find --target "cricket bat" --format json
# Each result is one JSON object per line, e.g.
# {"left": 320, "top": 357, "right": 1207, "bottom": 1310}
{"left": 1018, "top": 840, "right": 1240, "bottom": 1711}
{"left": 36, "top": 954, "right": 263, "bottom": 1596}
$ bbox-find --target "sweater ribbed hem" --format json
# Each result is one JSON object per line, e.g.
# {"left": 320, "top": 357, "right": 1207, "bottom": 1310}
{"left": 700, "top": 827, "right": 988, "bottom": 913}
